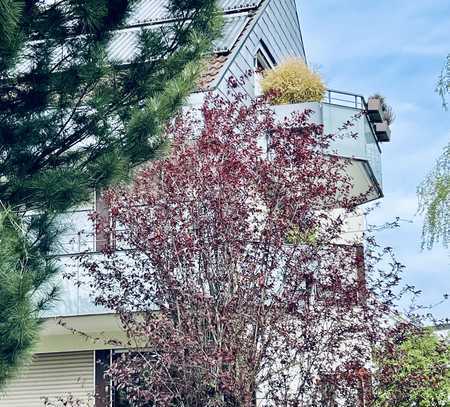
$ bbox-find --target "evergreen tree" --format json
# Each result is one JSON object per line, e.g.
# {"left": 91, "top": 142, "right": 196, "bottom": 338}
{"left": 0, "top": 0, "right": 221, "bottom": 388}
{"left": 0, "top": 207, "right": 60, "bottom": 386}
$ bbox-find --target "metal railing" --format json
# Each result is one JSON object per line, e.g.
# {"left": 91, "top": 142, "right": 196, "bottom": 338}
{"left": 323, "top": 89, "right": 367, "bottom": 110}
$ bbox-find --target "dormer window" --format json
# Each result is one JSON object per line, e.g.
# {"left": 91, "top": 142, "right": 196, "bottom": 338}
{"left": 254, "top": 42, "right": 275, "bottom": 96}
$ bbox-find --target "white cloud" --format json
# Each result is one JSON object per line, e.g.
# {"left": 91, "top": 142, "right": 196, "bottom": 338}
{"left": 298, "top": 0, "right": 450, "bottom": 65}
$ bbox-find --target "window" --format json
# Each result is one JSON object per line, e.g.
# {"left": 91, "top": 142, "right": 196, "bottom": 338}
{"left": 254, "top": 41, "right": 275, "bottom": 96}
{"left": 255, "top": 49, "right": 272, "bottom": 72}
{"left": 95, "top": 349, "right": 157, "bottom": 407}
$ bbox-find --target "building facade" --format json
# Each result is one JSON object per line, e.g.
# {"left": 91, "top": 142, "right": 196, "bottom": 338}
{"left": 0, "top": 0, "right": 390, "bottom": 405}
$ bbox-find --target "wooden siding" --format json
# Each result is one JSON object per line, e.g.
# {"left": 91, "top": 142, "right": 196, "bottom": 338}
{"left": 216, "top": 0, "right": 306, "bottom": 96}
{"left": 0, "top": 351, "right": 95, "bottom": 406}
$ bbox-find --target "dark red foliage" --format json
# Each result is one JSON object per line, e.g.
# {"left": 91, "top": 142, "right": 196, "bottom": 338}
{"left": 83, "top": 90, "right": 415, "bottom": 406}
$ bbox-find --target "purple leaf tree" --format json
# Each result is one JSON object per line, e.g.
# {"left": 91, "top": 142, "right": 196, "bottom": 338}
{"left": 84, "top": 90, "right": 424, "bottom": 407}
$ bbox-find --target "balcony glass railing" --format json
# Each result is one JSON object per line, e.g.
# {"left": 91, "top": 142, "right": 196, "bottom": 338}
{"left": 272, "top": 89, "right": 383, "bottom": 199}
{"left": 322, "top": 97, "right": 382, "bottom": 189}
{"left": 43, "top": 209, "right": 105, "bottom": 317}
{"left": 44, "top": 250, "right": 109, "bottom": 317}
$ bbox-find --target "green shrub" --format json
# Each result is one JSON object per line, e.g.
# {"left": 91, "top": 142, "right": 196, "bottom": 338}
{"left": 261, "top": 58, "right": 325, "bottom": 104}
{"left": 374, "top": 328, "right": 450, "bottom": 407}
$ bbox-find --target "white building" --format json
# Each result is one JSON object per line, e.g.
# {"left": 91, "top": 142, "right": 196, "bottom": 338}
{"left": 0, "top": 0, "right": 391, "bottom": 405}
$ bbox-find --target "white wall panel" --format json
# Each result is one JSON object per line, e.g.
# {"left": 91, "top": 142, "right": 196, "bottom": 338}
{"left": 0, "top": 351, "right": 95, "bottom": 407}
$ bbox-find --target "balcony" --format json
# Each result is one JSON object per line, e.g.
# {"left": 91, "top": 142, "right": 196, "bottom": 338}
{"left": 45, "top": 89, "right": 386, "bottom": 318}
{"left": 272, "top": 89, "right": 384, "bottom": 203}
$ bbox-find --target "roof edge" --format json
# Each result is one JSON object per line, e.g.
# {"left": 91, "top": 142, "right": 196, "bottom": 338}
{"left": 294, "top": 0, "right": 307, "bottom": 64}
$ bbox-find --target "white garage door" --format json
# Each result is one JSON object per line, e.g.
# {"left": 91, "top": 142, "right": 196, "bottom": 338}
{"left": 0, "top": 351, "right": 95, "bottom": 407}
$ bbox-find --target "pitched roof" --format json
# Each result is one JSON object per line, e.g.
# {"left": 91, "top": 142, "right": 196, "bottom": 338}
{"left": 108, "top": 14, "right": 251, "bottom": 61}
{"left": 126, "top": 0, "right": 263, "bottom": 25}
{"left": 107, "top": 0, "right": 265, "bottom": 89}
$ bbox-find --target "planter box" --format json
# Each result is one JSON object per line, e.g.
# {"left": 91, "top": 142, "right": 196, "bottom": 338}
{"left": 375, "top": 121, "right": 391, "bottom": 142}
{"left": 367, "top": 98, "right": 384, "bottom": 123}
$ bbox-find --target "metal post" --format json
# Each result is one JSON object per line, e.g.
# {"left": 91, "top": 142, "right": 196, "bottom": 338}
{"left": 77, "top": 232, "right": 81, "bottom": 314}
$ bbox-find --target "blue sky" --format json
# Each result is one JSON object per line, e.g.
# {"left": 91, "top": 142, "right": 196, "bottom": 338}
{"left": 296, "top": 0, "right": 449, "bottom": 319}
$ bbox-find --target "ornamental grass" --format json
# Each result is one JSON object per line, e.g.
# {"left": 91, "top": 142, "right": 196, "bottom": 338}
{"left": 261, "top": 57, "right": 325, "bottom": 104}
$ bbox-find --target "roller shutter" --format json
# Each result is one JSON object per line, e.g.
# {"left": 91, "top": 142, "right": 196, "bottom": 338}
{"left": 0, "top": 351, "right": 95, "bottom": 407}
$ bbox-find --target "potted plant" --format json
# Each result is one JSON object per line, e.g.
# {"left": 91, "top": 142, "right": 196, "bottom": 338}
{"left": 261, "top": 57, "right": 326, "bottom": 104}
{"left": 367, "top": 95, "right": 384, "bottom": 123}
{"left": 369, "top": 94, "right": 395, "bottom": 142}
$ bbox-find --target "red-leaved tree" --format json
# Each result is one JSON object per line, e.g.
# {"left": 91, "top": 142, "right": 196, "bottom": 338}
{"left": 84, "top": 89, "right": 412, "bottom": 406}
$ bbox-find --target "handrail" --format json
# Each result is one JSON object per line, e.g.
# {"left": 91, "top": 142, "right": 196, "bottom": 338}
{"left": 323, "top": 89, "right": 367, "bottom": 110}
